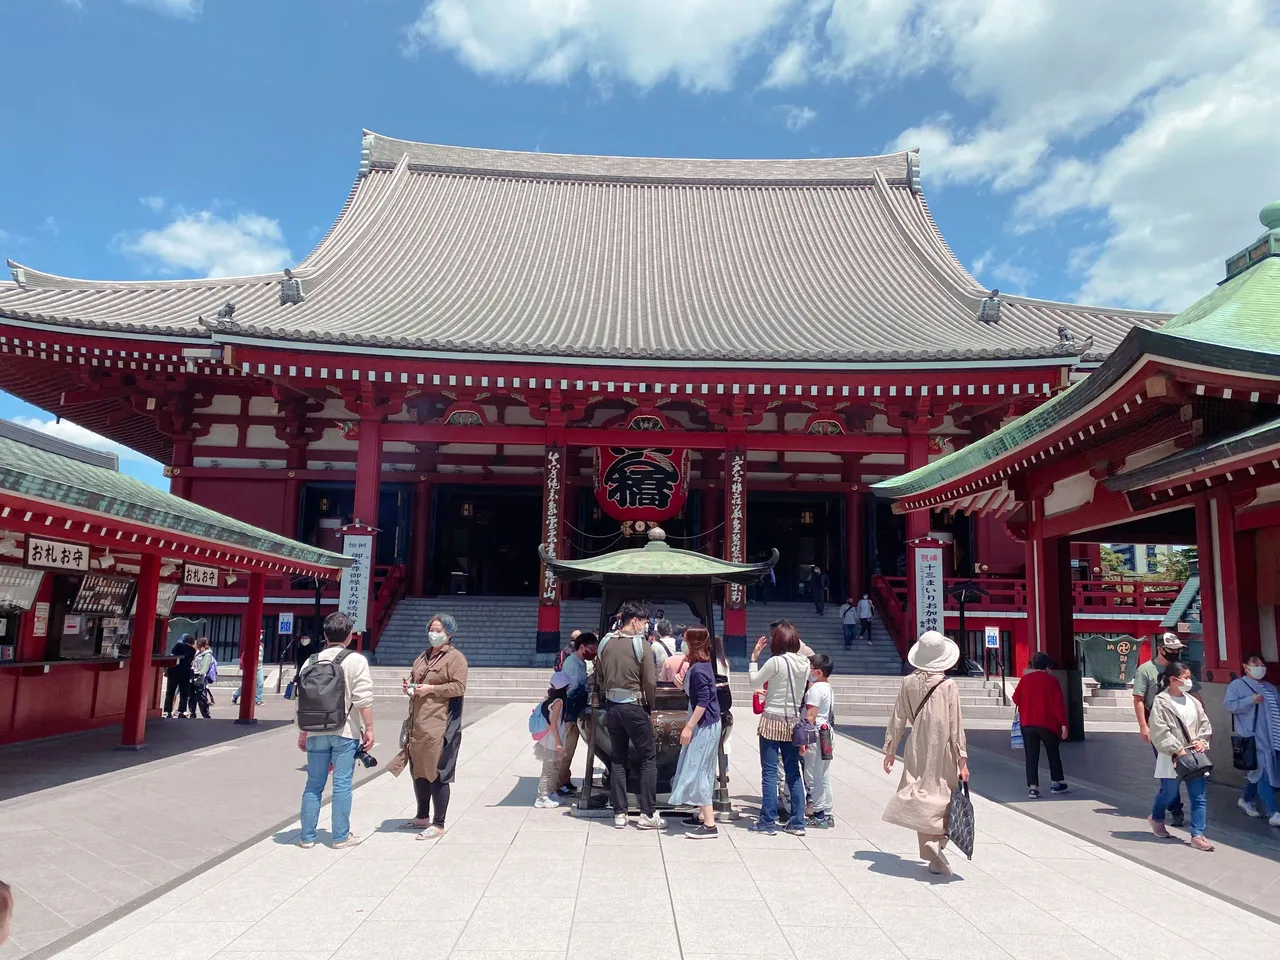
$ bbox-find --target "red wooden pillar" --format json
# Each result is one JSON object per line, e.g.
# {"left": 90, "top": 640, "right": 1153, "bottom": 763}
{"left": 353, "top": 417, "right": 383, "bottom": 530}
{"left": 169, "top": 438, "right": 193, "bottom": 501}
{"left": 1195, "top": 493, "right": 1222, "bottom": 674}
{"left": 1025, "top": 497, "right": 1083, "bottom": 739}
{"left": 1203, "top": 490, "right": 1245, "bottom": 679}
{"left": 409, "top": 478, "right": 432, "bottom": 596}
{"left": 723, "top": 446, "right": 748, "bottom": 658}
{"left": 236, "top": 570, "right": 266, "bottom": 724}
{"left": 845, "top": 491, "right": 863, "bottom": 599}
{"left": 536, "top": 444, "right": 566, "bottom": 653}
{"left": 119, "top": 552, "right": 160, "bottom": 749}
{"left": 904, "top": 430, "right": 931, "bottom": 542}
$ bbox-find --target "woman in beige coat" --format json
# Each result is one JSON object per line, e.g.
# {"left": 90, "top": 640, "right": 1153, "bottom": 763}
{"left": 400, "top": 614, "right": 468, "bottom": 839}
{"left": 883, "top": 631, "right": 969, "bottom": 876}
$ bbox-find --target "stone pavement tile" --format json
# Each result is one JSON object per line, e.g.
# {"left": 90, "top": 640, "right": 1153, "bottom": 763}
{"left": 159, "top": 876, "right": 310, "bottom": 923}
{"left": 93, "top": 920, "right": 254, "bottom": 960}
{"left": 328, "top": 919, "right": 464, "bottom": 959}
{"left": 664, "top": 862, "right": 760, "bottom": 902}
{"left": 224, "top": 898, "right": 382, "bottom": 954}
{"left": 453, "top": 897, "right": 574, "bottom": 953}
{"left": 449, "top": 953, "right": 563, "bottom": 960}
{"left": 736, "top": 848, "right": 832, "bottom": 882}
{"left": 800, "top": 837, "right": 878, "bottom": 863}
{"left": 656, "top": 833, "right": 743, "bottom": 864}
{"left": 581, "top": 844, "right": 666, "bottom": 880}
{"left": 486, "top": 857, "right": 582, "bottom": 899}
{"left": 504, "top": 827, "right": 588, "bottom": 860}
{"left": 884, "top": 922, "right": 1013, "bottom": 960}
{"left": 297, "top": 856, "right": 417, "bottom": 897}
{"left": 584, "top": 820, "right": 661, "bottom": 847}
{"left": 988, "top": 934, "right": 1121, "bottom": 960}
{"left": 576, "top": 877, "right": 672, "bottom": 923}
{"left": 208, "top": 952, "right": 320, "bottom": 960}
{"left": 366, "top": 890, "right": 484, "bottom": 925}
{"left": 781, "top": 925, "right": 908, "bottom": 960}
{"left": 757, "top": 879, "right": 877, "bottom": 925}
{"left": 671, "top": 900, "right": 792, "bottom": 956}
{"left": 566, "top": 921, "right": 682, "bottom": 960}
{"left": 520, "top": 809, "right": 591, "bottom": 833}
{"left": 406, "top": 842, "right": 509, "bottom": 882}
{"left": 857, "top": 901, "right": 965, "bottom": 931}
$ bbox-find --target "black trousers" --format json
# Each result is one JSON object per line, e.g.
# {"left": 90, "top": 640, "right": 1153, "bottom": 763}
{"left": 606, "top": 702, "right": 657, "bottom": 817}
{"left": 413, "top": 777, "right": 450, "bottom": 827}
{"left": 164, "top": 671, "right": 190, "bottom": 715}
{"left": 190, "top": 681, "right": 211, "bottom": 718}
{"left": 1022, "top": 725, "right": 1065, "bottom": 786}
{"left": 860, "top": 618, "right": 872, "bottom": 641}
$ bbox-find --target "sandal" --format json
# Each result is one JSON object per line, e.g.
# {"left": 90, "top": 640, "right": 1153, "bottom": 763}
{"left": 415, "top": 826, "right": 444, "bottom": 841}
{"left": 399, "top": 819, "right": 431, "bottom": 830}
{"left": 1189, "top": 836, "right": 1215, "bottom": 852}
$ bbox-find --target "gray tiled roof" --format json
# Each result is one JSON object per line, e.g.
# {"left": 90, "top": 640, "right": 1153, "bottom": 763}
{"left": 1, "top": 133, "right": 1166, "bottom": 364}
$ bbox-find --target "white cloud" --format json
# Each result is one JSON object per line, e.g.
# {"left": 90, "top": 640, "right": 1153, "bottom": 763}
{"left": 139, "top": 195, "right": 166, "bottom": 212}
{"left": 404, "top": 0, "right": 801, "bottom": 91}
{"left": 115, "top": 209, "right": 292, "bottom": 279}
{"left": 779, "top": 104, "right": 817, "bottom": 131}
{"left": 763, "top": 40, "right": 809, "bottom": 88}
{"left": 122, "top": 0, "right": 202, "bottom": 19}
{"left": 60, "top": 0, "right": 83, "bottom": 9}
{"left": 13, "top": 416, "right": 159, "bottom": 465}
{"left": 42, "top": 216, "right": 59, "bottom": 236}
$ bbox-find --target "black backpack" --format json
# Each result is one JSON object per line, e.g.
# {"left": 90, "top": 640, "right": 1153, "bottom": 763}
{"left": 297, "top": 649, "right": 352, "bottom": 732}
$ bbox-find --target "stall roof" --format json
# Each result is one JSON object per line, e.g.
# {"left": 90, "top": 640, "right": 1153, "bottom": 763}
{"left": 539, "top": 540, "right": 777, "bottom": 585}
{"left": 0, "top": 421, "right": 349, "bottom": 574}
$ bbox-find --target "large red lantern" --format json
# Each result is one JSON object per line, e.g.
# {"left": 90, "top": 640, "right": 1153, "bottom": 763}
{"left": 594, "top": 447, "right": 690, "bottom": 523}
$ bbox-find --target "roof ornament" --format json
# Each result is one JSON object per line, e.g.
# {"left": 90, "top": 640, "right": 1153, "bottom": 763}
{"left": 9, "top": 265, "right": 24, "bottom": 287}
{"left": 1057, "top": 324, "right": 1075, "bottom": 345}
{"left": 977, "top": 288, "right": 1001, "bottom": 324}
{"left": 279, "top": 268, "right": 304, "bottom": 306}
{"left": 215, "top": 302, "right": 236, "bottom": 322}
{"left": 907, "top": 148, "right": 921, "bottom": 195}
{"left": 359, "top": 132, "right": 374, "bottom": 178}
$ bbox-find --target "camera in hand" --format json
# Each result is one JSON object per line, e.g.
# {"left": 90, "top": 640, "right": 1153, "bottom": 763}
{"left": 354, "top": 745, "right": 377, "bottom": 768}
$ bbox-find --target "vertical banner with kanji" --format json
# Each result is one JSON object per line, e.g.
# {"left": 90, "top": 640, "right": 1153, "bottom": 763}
{"left": 913, "top": 543, "right": 944, "bottom": 639}
{"left": 536, "top": 446, "right": 566, "bottom": 652}
{"left": 339, "top": 534, "right": 374, "bottom": 632}
{"left": 724, "top": 450, "right": 747, "bottom": 608}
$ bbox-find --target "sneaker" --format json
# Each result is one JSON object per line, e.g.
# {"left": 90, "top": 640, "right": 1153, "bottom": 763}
{"left": 1050, "top": 783, "right": 1069, "bottom": 795}
{"left": 682, "top": 815, "right": 704, "bottom": 826}
{"left": 332, "top": 834, "right": 364, "bottom": 849}
{"left": 1238, "top": 798, "right": 1262, "bottom": 818}
{"left": 1189, "top": 836, "right": 1215, "bottom": 852}
{"left": 1028, "top": 787, "right": 1040, "bottom": 799}
{"left": 784, "top": 825, "right": 807, "bottom": 837}
{"left": 1168, "top": 811, "right": 1186, "bottom": 828}
{"left": 747, "top": 821, "right": 777, "bottom": 836}
{"left": 298, "top": 839, "right": 315, "bottom": 849}
{"left": 534, "top": 795, "right": 561, "bottom": 809}
{"left": 614, "top": 814, "right": 629, "bottom": 830}
{"left": 636, "top": 814, "right": 666, "bottom": 830}
{"left": 1148, "top": 816, "right": 1172, "bottom": 839}
{"left": 556, "top": 783, "right": 577, "bottom": 796}
{"left": 1270, "top": 813, "right": 1280, "bottom": 828}
{"left": 687, "top": 824, "right": 719, "bottom": 840}
{"left": 805, "top": 814, "right": 833, "bottom": 829}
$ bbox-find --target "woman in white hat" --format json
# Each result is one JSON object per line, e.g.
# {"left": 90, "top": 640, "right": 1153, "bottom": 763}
{"left": 882, "top": 630, "right": 970, "bottom": 876}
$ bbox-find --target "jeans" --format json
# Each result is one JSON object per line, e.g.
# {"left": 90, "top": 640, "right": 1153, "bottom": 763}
{"left": 606, "top": 702, "right": 657, "bottom": 816}
{"left": 1022, "top": 725, "right": 1064, "bottom": 787}
{"left": 300, "top": 734, "right": 358, "bottom": 843}
{"left": 842, "top": 624, "right": 856, "bottom": 648}
{"left": 1153, "top": 775, "right": 1207, "bottom": 837}
{"left": 1244, "top": 770, "right": 1278, "bottom": 817}
{"left": 1151, "top": 744, "right": 1184, "bottom": 816}
{"left": 759, "top": 736, "right": 805, "bottom": 828}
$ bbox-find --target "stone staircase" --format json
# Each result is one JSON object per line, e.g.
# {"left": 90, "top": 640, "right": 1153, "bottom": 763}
{"left": 372, "top": 596, "right": 904, "bottom": 674}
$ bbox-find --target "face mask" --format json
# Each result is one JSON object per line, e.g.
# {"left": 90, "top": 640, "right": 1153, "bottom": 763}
{"left": 428, "top": 631, "right": 449, "bottom": 647}
{"left": 1161, "top": 648, "right": 1181, "bottom": 660}
{"left": 1248, "top": 665, "right": 1268, "bottom": 680}
{"left": 811, "top": 673, "right": 821, "bottom": 683}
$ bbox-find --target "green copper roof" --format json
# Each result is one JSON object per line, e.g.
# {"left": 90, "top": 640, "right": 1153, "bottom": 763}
{"left": 1161, "top": 576, "right": 1202, "bottom": 633}
{"left": 0, "top": 431, "right": 349, "bottom": 572}
{"left": 539, "top": 541, "right": 777, "bottom": 585}
{"left": 1106, "top": 415, "right": 1280, "bottom": 492}
{"left": 874, "top": 226, "right": 1280, "bottom": 503}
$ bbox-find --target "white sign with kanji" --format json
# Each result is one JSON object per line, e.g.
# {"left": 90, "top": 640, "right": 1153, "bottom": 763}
{"left": 985, "top": 625, "right": 1001, "bottom": 649}
{"left": 182, "top": 563, "right": 220, "bottom": 588}
{"left": 25, "top": 537, "right": 90, "bottom": 572}
{"left": 914, "top": 546, "right": 944, "bottom": 639}
{"left": 278, "top": 611, "right": 294, "bottom": 635}
{"left": 339, "top": 534, "right": 374, "bottom": 633}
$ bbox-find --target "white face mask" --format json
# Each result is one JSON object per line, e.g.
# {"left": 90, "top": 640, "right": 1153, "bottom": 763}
{"left": 428, "top": 631, "right": 449, "bottom": 648}
{"left": 1172, "top": 677, "right": 1192, "bottom": 695}
{"left": 1248, "top": 665, "right": 1268, "bottom": 680}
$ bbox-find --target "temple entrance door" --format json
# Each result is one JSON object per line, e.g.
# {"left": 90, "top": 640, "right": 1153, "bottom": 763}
{"left": 429, "top": 485, "right": 542, "bottom": 596}
{"left": 871, "top": 499, "right": 907, "bottom": 576}
{"left": 745, "top": 493, "right": 842, "bottom": 603}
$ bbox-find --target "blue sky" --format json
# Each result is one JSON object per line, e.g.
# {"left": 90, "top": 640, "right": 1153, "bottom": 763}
{"left": 4, "top": 0, "right": 1280, "bottom": 490}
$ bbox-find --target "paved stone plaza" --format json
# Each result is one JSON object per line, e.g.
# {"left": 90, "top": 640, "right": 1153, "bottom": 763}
{"left": 8, "top": 702, "right": 1276, "bottom": 960}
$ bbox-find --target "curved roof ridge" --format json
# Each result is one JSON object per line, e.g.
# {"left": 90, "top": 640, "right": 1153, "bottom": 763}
{"left": 1000, "top": 289, "right": 1171, "bottom": 319}
{"left": 6, "top": 259, "right": 273, "bottom": 291}
{"left": 362, "top": 129, "right": 912, "bottom": 184}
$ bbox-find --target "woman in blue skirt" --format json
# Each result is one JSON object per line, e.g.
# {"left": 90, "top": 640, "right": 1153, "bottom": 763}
{"left": 668, "top": 627, "right": 722, "bottom": 840}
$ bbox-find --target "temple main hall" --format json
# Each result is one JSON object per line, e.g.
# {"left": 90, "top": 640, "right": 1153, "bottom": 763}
{"left": 0, "top": 130, "right": 1169, "bottom": 676}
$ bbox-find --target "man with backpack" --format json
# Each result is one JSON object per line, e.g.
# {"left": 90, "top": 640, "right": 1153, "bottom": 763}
{"left": 595, "top": 600, "right": 662, "bottom": 830}
{"left": 295, "top": 612, "right": 374, "bottom": 849}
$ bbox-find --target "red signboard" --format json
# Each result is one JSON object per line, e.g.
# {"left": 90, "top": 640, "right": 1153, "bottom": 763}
{"left": 594, "top": 447, "right": 690, "bottom": 522}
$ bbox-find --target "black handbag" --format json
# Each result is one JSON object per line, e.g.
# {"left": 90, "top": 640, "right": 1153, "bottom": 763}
{"left": 1231, "top": 687, "right": 1261, "bottom": 772}
{"left": 1172, "top": 712, "right": 1213, "bottom": 781}
{"left": 945, "top": 781, "right": 975, "bottom": 860}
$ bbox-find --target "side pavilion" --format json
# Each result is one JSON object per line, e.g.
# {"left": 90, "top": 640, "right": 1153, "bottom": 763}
{"left": 874, "top": 203, "right": 1280, "bottom": 772}
{"left": 0, "top": 418, "right": 348, "bottom": 746}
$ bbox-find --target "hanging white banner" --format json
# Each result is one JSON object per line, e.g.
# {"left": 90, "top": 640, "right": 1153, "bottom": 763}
{"left": 338, "top": 535, "right": 374, "bottom": 633}
{"left": 914, "top": 545, "right": 944, "bottom": 639}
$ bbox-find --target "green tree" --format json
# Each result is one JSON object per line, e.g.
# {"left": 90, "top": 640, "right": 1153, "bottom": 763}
{"left": 1100, "top": 546, "right": 1131, "bottom": 580}
{"left": 1152, "top": 546, "right": 1195, "bottom": 583}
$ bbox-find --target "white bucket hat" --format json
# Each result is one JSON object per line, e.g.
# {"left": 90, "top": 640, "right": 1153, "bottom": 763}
{"left": 908, "top": 630, "right": 960, "bottom": 673}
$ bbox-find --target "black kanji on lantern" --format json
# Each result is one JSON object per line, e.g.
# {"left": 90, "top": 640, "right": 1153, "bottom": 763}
{"left": 602, "top": 448, "right": 680, "bottom": 511}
